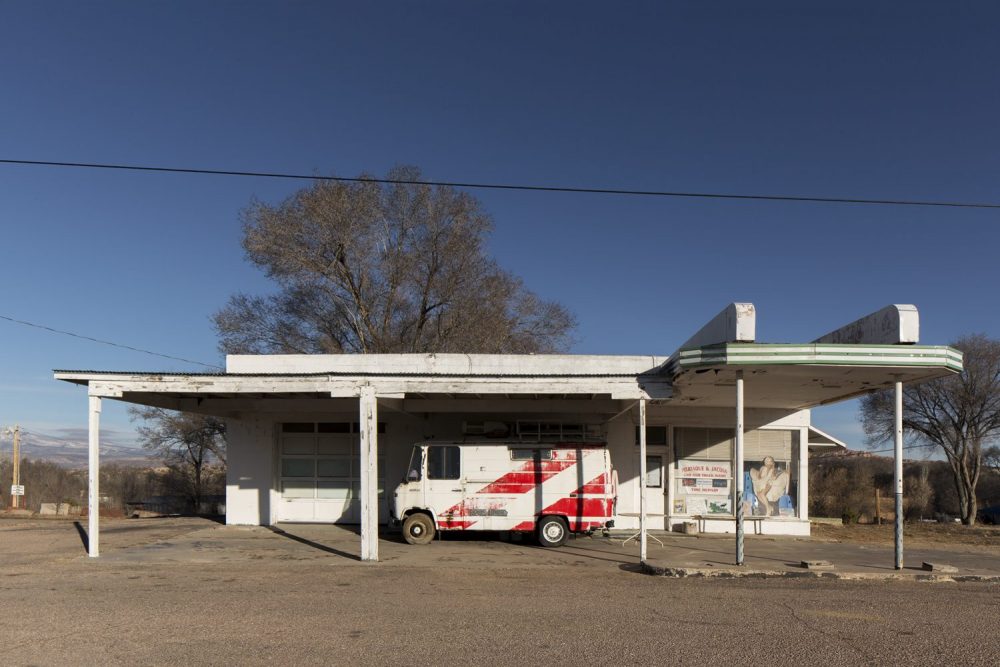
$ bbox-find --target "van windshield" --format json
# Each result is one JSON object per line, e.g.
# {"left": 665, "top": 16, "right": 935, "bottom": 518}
{"left": 406, "top": 446, "right": 422, "bottom": 481}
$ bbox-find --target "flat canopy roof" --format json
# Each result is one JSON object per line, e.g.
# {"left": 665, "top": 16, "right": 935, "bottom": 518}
{"left": 54, "top": 343, "right": 960, "bottom": 414}
{"left": 53, "top": 303, "right": 964, "bottom": 415}
{"left": 667, "top": 343, "right": 961, "bottom": 410}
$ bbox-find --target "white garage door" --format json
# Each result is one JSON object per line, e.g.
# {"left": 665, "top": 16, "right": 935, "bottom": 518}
{"left": 277, "top": 422, "right": 387, "bottom": 523}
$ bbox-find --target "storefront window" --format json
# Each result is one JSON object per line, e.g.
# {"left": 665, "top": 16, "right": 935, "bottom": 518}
{"left": 673, "top": 427, "right": 799, "bottom": 518}
{"left": 742, "top": 430, "right": 798, "bottom": 518}
{"left": 673, "top": 428, "right": 733, "bottom": 516}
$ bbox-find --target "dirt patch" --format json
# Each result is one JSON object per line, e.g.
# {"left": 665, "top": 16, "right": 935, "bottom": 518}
{"left": 812, "top": 521, "right": 1000, "bottom": 549}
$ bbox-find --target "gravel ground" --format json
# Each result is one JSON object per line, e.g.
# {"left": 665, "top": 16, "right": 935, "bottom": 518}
{"left": 1, "top": 517, "right": 997, "bottom": 666}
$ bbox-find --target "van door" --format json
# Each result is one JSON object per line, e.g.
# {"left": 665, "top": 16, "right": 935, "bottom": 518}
{"left": 424, "top": 445, "right": 466, "bottom": 529}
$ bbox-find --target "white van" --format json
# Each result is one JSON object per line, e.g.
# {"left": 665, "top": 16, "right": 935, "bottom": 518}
{"left": 391, "top": 442, "right": 616, "bottom": 547}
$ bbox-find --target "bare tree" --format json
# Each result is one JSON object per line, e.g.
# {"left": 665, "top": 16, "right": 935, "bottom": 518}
{"left": 129, "top": 407, "right": 227, "bottom": 511}
{"left": 905, "top": 464, "right": 934, "bottom": 521}
{"left": 985, "top": 445, "right": 1000, "bottom": 474}
{"left": 860, "top": 334, "right": 1000, "bottom": 525}
{"left": 213, "top": 165, "right": 575, "bottom": 355}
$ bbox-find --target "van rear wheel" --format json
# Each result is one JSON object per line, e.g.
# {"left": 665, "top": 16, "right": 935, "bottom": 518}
{"left": 403, "top": 513, "right": 435, "bottom": 545}
{"left": 537, "top": 516, "right": 568, "bottom": 548}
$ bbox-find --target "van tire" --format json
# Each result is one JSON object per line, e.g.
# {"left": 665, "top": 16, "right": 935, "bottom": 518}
{"left": 537, "top": 516, "right": 568, "bottom": 548}
{"left": 403, "top": 513, "right": 436, "bottom": 545}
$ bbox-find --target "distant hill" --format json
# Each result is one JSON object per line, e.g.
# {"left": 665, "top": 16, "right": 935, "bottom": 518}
{"left": 5, "top": 430, "right": 154, "bottom": 468}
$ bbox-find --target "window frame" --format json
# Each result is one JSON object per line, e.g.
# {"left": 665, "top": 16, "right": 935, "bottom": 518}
{"left": 426, "top": 445, "right": 462, "bottom": 480}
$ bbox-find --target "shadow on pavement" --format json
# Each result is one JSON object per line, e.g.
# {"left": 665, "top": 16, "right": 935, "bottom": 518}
{"left": 618, "top": 562, "right": 645, "bottom": 574}
{"left": 522, "top": 542, "right": 637, "bottom": 565}
{"left": 266, "top": 526, "right": 361, "bottom": 561}
{"left": 72, "top": 521, "right": 89, "bottom": 554}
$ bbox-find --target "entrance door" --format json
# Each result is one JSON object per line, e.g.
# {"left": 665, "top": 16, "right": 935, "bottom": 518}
{"left": 635, "top": 451, "right": 666, "bottom": 528}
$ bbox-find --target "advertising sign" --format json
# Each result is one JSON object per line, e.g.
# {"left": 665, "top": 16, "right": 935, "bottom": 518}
{"left": 677, "top": 461, "right": 729, "bottom": 480}
{"left": 677, "top": 460, "right": 731, "bottom": 495}
{"left": 11, "top": 485, "right": 24, "bottom": 496}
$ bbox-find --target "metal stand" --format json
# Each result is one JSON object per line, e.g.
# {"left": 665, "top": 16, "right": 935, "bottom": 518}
{"left": 622, "top": 530, "right": 663, "bottom": 548}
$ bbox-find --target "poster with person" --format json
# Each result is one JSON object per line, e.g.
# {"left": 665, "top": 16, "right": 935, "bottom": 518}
{"left": 742, "top": 456, "right": 795, "bottom": 517}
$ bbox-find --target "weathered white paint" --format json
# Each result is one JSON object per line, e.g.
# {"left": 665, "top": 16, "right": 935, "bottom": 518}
{"left": 813, "top": 304, "right": 919, "bottom": 345}
{"left": 88, "top": 395, "right": 101, "bottom": 558}
{"left": 225, "top": 419, "right": 277, "bottom": 526}
{"left": 669, "top": 350, "right": 961, "bottom": 410}
{"left": 55, "top": 374, "right": 672, "bottom": 402}
{"left": 806, "top": 425, "right": 848, "bottom": 450}
{"left": 638, "top": 399, "right": 647, "bottom": 562}
{"left": 50, "top": 311, "right": 964, "bottom": 551}
{"left": 894, "top": 381, "right": 904, "bottom": 570}
{"left": 697, "top": 519, "right": 810, "bottom": 537}
{"left": 654, "top": 406, "right": 809, "bottom": 429}
{"left": 798, "top": 426, "right": 810, "bottom": 522}
{"left": 184, "top": 402, "right": 826, "bottom": 537}
{"left": 676, "top": 343, "right": 960, "bottom": 368}
{"left": 359, "top": 386, "right": 379, "bottom": 562}
{"left": 677, "top": 302, "right": 756, "bottom": 351}
{"left": 734, "top": 370, "right": 745, "bottom": 565}
{"left": 227, "top": 353, "right": 668, "bottom": 376}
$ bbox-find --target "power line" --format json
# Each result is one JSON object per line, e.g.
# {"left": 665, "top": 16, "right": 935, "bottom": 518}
{"left": 866, "top": 444, "right": 932, "bottom": 455}
{"left": 2, "top": 157, "right": 1000, "bottom": 210}
{"left": 0, "top": 314, "right": 222, "bottom": 370}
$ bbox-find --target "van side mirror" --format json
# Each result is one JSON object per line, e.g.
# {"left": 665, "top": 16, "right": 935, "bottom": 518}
{"left": 407, "top": 469, "right": 420, "bottom": 482}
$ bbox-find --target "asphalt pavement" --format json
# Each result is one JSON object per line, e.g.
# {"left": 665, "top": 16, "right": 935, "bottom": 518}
{"left": 1, "top": 517, "right": 997, "bottom": 665}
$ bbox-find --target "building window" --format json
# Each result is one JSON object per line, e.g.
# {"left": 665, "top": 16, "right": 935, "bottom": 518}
{"left": 317, "top": 422, "right": 352, "bottom": 433}
{"left": 671, "top": 427, "right": 799, "bottom": 518}
{"left": 635, "top": 426, "right": 667, "bottom": 446}
{"left": 282, "top": 422, "right": 316, "bottom": 433}
{"left": 673, "top": 428, "right": 734, "bottom": 516}
{"left": 286, "top": 421, "right": 386, "bottom": 434}
{"left": 646, "top": 455, "right": 663, "bottom": 488}
{"left": 742, "top": 430, "right": 798, "bottom": 518}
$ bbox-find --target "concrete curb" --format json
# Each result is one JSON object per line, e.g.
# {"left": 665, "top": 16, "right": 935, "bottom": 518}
{"left": 639, "top": 561, "right": 1000, "bottom": 583}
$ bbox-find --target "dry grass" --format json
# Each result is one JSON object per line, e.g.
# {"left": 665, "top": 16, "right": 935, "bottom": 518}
{"left": 812, "top": 520, "right": 1000, "bottom": 549}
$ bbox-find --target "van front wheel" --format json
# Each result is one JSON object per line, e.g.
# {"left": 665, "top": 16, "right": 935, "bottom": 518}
{"left": 402, "top": 513, "right": 436, "bottom": 545}
{"left": 537, "top": 516, "right": 568, "bottom": 548}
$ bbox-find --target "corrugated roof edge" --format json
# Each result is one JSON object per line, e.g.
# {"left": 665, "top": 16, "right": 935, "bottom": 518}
{"left": 53, "top": 369, "right": 653, "bottom": 378}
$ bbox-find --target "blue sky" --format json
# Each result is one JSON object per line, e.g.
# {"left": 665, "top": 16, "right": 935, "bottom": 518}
{"left": 1, "top": 2, "right": 998, "bottom": 454}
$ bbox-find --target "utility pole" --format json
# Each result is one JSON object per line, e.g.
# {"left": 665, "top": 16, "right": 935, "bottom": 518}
{"left": 11, "top": 424, "right": 21, "bottom": 509}
{"left": 875, "top": 487, "right": 881, "bottom": 525}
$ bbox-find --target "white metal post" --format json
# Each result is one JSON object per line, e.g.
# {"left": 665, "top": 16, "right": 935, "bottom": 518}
{"left": 798, "top": 427, "right": 809, "bottom": 522}
{"left": 735, "top": 370, "right": 745, "bottom": 566}
{"left": 638, "top": 399, "right": 648, "bottom": 562}
{"left": 88, "top": 395, "right": 101, "bottom": 558}
{"left": 894, "top": 381, "right": 903, "bottom": 570}
{"left": 359, "top": 386, "right": 379, "bottom": 562}
{"left": 11, "top": 425, "right": 21, "bottom": 509}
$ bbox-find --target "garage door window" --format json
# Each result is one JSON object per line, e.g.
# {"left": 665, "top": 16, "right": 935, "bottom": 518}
{"left": 282, "top": 458, "right": 315, "bottom": 477}
{"left": 279, "top": 430, "right": 386, "bottom": 502}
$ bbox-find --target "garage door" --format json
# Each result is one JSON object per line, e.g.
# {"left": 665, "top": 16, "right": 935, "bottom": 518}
{"left": 277, "top": 422, "right": 387, "bottom": 523}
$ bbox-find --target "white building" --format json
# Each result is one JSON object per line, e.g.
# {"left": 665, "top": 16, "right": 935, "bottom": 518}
{"left": 56, "top": 303, "right": 961, "bottom": 562}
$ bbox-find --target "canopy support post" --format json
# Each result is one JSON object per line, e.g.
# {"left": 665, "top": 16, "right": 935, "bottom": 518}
{"left": 894, "top": 381, "right": 904, "bottom": 570}
{"left": 735, "top": 370, "right": 745, "bottom": 566}
{"left": 88, "top": 395, "right": 101, "bottom": 558}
